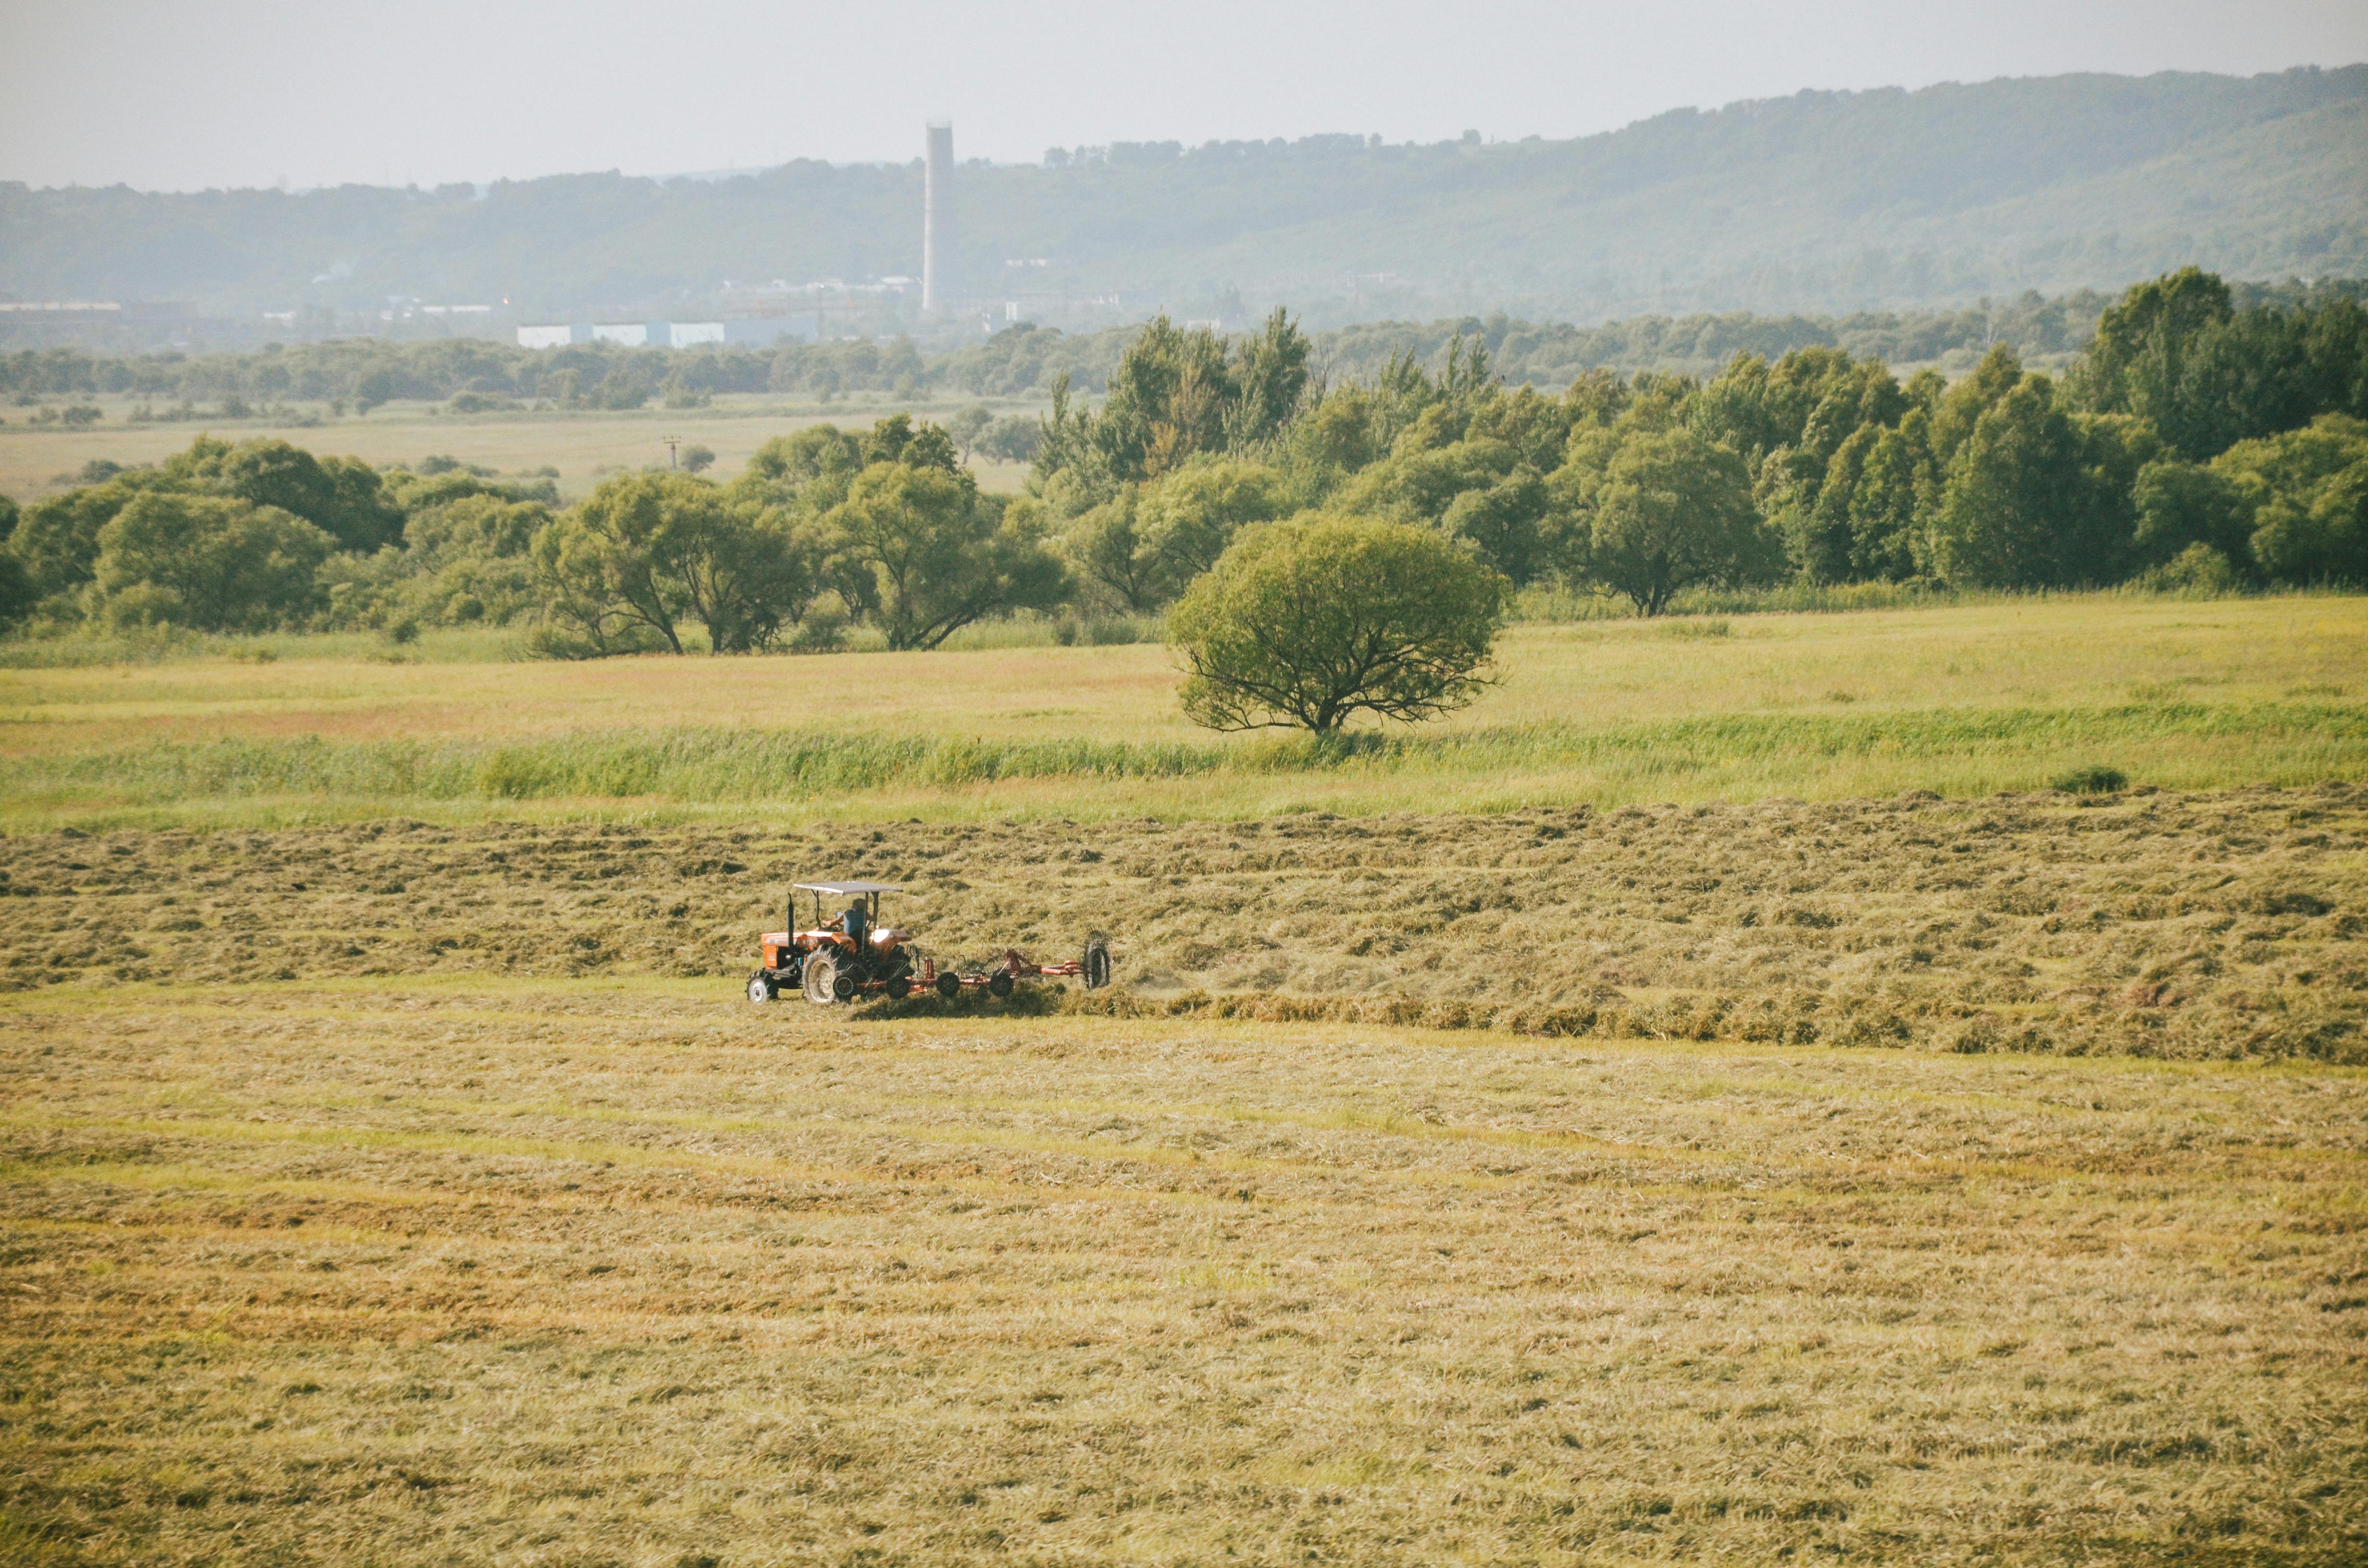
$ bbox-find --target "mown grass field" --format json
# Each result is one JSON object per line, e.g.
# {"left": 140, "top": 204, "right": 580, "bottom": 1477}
{"left": 2, "top": 982, "right": 2363, "bottom": 1565}
{"left": 0, "top": 395, "right": 1036, "bottom": 504}
{"left": 2, "top": 595, "right": 2364, "bottom": 830}
{"left": 4, "top": 591, "right": 2365, "bottom": 1563}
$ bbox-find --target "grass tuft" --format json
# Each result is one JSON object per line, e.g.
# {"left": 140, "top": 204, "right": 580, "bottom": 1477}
{"left": 2050, "top": 763, "right": 2129, "bottom": 794}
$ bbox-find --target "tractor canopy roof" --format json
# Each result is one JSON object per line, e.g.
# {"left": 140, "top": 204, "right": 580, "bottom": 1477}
{"left": 793, "top": 882, "right": 904, "bottom": 896}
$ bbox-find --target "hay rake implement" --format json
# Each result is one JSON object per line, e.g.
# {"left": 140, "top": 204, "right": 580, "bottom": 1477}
{"left": 747, "top": 880, "right": 1113, "bottom": 1006}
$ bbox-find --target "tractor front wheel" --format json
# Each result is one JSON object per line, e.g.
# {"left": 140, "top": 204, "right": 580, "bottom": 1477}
{"left": 748, "top": 972, "right": 776, "bottom": 1004}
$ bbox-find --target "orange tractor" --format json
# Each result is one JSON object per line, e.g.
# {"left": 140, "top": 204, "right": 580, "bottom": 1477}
{"left": 748, "top": 881, "right": 1113, "bottom": 1006}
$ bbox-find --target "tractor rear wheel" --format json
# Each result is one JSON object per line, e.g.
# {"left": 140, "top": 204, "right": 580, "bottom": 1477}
{"left": 748, "top": 972, "right": 776, "bottom": 1004}
{"left": 802, "top": 950, "right": 839, "bottom": 1005}
{"left": 1082, "top": 932, "right": 1112, "bottom": 990}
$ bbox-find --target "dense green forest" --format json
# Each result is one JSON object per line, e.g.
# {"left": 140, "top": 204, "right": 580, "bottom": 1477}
{"left": 9, "top": 278, "right": 2360, "bottom": 416}
{"left": 3, "top": 69, "right": 2362, "bottom": 327}
{"left": 2, "top": 271, "right": 2363, "bottom": 653}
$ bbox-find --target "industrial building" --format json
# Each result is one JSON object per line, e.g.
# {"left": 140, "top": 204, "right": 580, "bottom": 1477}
{"left": 516, "top": 319, "right": 816, "bottom": 349}
{"left": 515, "top": 122, "right": 962, "bottom": 346}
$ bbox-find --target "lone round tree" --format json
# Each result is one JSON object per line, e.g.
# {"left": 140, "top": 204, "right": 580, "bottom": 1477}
{"left": 1169, "top": 515, "right": 1505, "bottom": 735}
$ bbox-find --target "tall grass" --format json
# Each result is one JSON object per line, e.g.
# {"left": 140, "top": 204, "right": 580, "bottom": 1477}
{"left": 8, "top": 583, "right": 2333, "bottom": 672}
{"left": 1509, "top": 578, "right": 2346, "bottom": 622}
{"left": 0, "top": 624, "right": 528, "bottom": 668}
{"left": 11, "top": 700, "right": 2360, "bottom": 808}
{"left": 0, "top": 611, "right": 1164, "bottom": 667}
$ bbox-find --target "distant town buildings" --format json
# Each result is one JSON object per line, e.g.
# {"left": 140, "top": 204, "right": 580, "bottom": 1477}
{"left": 0, "top": 299, "right": 211, "bottom": 345}
{"left": 715, "top": 317, "right": 817, "bottom": 345}
{"left": 0, "top": 300, "right": 127, "bottom": 318}
{"left": 1000, "top": 290, "right": 1135, "bottom": 322}
{"left": 515, "top": 318, "right": 818, "bottom": 349}
{"left": 370, "top": 298, "right": 494, "bottom": 326}
{"left": 0, "top": 300, "right": 198, "bottom": 326}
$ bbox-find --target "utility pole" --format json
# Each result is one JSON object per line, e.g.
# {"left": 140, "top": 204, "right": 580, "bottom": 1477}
{"left": 663, "top": 434, "right": 681, "bottom": 470}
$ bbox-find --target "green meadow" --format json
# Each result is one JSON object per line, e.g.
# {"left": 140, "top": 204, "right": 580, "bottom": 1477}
{"left": 1, "top": 593, "right": 2362, "bottom": 828}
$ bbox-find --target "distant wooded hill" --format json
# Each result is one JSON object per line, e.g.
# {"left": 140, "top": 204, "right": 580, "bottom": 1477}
{"left": 2, "top": 66, "right": 2362, "bottom": 326}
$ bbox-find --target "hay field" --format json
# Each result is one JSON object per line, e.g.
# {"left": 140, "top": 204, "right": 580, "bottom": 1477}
{"left": 3, "top": 595, "right": 2364, "bottom": 829}
{"left": 4, "top": 785, "right": 2360, "bottom": 1062}
{"left": 0, "top": 396, "right": 1036, "bottom": 503}
{"left": 2, "top": 980, "right": 2364, "bottom": 1566}
{"left": 5, "top": 589, "right": 2366, "bottom": 1564}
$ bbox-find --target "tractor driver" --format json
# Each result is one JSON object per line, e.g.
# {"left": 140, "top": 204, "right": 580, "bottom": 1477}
{"left": 839, "top": 898, "right": 870, "bottom": 953}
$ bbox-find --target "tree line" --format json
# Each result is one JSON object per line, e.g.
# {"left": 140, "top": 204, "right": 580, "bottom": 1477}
{"left": 10, "top": 278, "right": 2360, "bottom": 415}
{"left": 0, "top": 416, "right": 1071, "bottom": 654}
{"left": 0, "top": 326, "right": 1128, "bottom": 415}
{"left": 1, "top": 270, "right": 2363, "bottom": 654}
{"left": 1028, "top": 272, "right": 2367, "bottom": 615}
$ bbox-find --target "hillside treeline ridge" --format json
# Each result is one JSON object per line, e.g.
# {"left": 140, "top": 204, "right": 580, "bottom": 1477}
{"left": 2, "top": 68, "right": 2362, "bottom": 324}
{"left": 6, "top": 276, "right": 2362, "bottom": 413}
{"left": 1, "top": 270, "right": 2363, "bottom": 654}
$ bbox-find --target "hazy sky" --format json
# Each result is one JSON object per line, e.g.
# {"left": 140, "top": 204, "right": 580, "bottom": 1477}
{"left": 3, "top": 0, "right": 2364, "bottom": 191}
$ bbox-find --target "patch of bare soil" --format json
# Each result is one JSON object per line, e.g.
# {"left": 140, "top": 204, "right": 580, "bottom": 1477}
{"left": 3, "top": 782, "right": 2362, "bottom": 1060}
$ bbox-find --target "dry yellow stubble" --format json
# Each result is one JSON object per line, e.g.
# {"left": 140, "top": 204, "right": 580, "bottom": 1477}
{"left": 0, "top": 985, "right": 2363, "bottom": 1564}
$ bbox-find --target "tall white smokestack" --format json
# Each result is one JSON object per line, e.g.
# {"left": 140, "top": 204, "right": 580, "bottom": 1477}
{"left": 922, "top": 122, "right": 953, "bottom": 313}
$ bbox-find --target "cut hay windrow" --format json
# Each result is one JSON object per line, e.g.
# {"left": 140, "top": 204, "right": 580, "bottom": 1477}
{"left": 9, "top": 700, "right": 2364, "bottom": 807}
{"left": 3, "top": 784, "right": 2360, "bottom": 1063}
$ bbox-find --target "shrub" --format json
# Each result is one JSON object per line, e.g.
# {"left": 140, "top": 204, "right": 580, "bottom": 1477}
{"left": 2052, "top": 765, "right": 2128, "bottom": 795}
{"left": 92, "top": 492, "right": 335, "bottom": 633}
{"left": 787, "top": 593, "right": 851, "bottom": 654}
{"left": 1170, "top": 514, "right": 1505, "bottom": 734}
{"left": 532, "top": 471, "right": 814, "bottom": 655}
{"left": 1568, "top": 427, "right": 1778, "bottom": 614}
{"left": 0, "top": 550, "right": 34, "bottom": 630}
{"left": 979, "top": 414, "right": 1042, "bottom": 463}
{"left": 13, "top": 477, "right": 151, "bottom": 597}
{"left": 2135, "top": 541, "right": 2243, "bottom": 597}
{"left": 825, "top": 458, "right": 1070, "bottom": 650}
